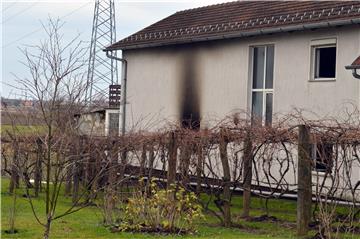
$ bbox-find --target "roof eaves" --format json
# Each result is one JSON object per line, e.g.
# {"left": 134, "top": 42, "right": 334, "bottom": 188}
{"left": 105, "top": 18, "right": 360, "bottom": 51}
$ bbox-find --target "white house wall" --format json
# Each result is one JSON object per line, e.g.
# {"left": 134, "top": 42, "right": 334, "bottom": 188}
{"left": 121, "top": 25, "right": 360, "bottom": 201}
{"left": 123, "top": 26, "right": 360, "bottom": 130}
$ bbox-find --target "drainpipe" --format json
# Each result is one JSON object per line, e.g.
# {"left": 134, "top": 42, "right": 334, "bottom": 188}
{"left": 105, "top": 50, "right": 127, "bottom": 136}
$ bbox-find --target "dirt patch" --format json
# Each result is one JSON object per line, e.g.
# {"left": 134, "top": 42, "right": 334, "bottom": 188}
{"left": 335, "top": 225, "right": 360, "bottom": 234}
{"left": 308, "top": 223, "right": 360, "bottom": 238}
{"left": 4, "top": 229, "right": 18, "bottom": 234}
{"left": 241, "top": 214, "right": 296, "bottom": 230}
{"left": 110, "top": 225, "right": 192, "bottom": 235}
{"left": 246, "top": 214, "right": 280, "bottom": 222}
{"left": 205, "top": 222, "right": 265, "bottom": 234}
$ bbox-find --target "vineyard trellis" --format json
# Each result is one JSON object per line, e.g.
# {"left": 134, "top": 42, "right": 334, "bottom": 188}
{"left": 2, "top": 114, "right": 360, "bottom": 238}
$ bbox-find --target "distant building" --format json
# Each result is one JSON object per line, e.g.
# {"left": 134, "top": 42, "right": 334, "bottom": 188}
{"left": 75, "top": 107, "right": 119, "bottom": 137}
{"left": 22, "top": 100, "right": 33, "bottom": 107}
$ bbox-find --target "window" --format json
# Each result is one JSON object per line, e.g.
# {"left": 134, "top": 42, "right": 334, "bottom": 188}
{"left": 108, "top": 113, "right": 119, "bottom": 133}
{"left": 251, "top": 45, "right": 274, "bottom": 126}
{"left": 311, "top": 39, "right": 337, "bottom": 80}
{"left": 312, "top": 143, "right": 333, "bottom": 173}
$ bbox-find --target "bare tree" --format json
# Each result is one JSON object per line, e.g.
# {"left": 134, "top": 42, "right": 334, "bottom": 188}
{"left": 9, "top": 18, "right": 106, "bottom": 239}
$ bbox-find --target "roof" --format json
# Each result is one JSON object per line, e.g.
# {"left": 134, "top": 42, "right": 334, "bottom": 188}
{"left": 73, "top": 106, "right": 119, "bottom": 117}
{"left": 106, "top": 1, "right": 360, "bottom": 51}
{"left": 346, "top": 56, "right": 360, "bottom": 69}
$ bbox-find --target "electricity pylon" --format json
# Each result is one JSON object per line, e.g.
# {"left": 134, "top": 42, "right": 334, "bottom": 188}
{"left": 86, "top": 0, "right": 118, "bottom": 105}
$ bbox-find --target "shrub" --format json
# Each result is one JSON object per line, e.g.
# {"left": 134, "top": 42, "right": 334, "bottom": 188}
{"left": 116, "top": 179, "right": 203, "bottom": 234}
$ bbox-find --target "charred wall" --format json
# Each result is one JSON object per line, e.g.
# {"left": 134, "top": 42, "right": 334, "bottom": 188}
{"left": 179, "top": 48, "right": 201, "bottom": 130}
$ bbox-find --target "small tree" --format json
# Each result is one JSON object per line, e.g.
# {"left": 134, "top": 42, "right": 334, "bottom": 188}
{"left": 11, "top": 18, "right": 106, "bottom": 239}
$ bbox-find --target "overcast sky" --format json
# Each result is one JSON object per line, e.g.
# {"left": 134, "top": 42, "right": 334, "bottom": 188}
{"left": 1, "top": 0, "right": 233, "bottom": 99}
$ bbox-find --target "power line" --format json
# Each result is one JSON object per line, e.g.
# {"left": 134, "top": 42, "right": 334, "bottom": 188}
{"left": 2, "top": 2, "right": 91, "bottom": 48}
{"left": 1, "top": 2, "right": 38, "bottom": 24}
{"left": 2, "top": 2, "right": 17, "bottom": 12}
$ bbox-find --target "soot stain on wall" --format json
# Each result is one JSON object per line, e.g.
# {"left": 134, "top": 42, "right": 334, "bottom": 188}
{"left": 179, "top": 48, "right": 201, "bottom": 130}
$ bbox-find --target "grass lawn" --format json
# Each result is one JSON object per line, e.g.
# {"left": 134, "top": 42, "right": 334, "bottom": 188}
{"left": 0, "top": 125, "right": 46, "bottom": 136}
{"left": 1, "top": 177, "right": 357, "bottom": 239}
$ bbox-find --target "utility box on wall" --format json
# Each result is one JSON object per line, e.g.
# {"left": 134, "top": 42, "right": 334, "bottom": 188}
{"left": 109, "top": 84, "right": 121, "bottom": 107}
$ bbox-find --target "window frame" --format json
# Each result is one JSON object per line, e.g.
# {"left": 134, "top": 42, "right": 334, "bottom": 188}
{"left": 105, "top": 109, "right": 120, "bottom": 136}
{"left": 310, "top": 38, "right": 337, "bottom": 82}
{"left": 250, "top": 44, "right": 275, "bottom": 126}
{"left": 108, "top": 113, "right": 120, "bottom": 132}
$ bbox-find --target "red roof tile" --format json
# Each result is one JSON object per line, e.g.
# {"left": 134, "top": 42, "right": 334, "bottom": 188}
{"left": 107, "top": 1, "right": 360, "bottom": 50}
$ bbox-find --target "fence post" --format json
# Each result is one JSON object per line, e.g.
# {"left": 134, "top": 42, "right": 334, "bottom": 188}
{"left": 179, "top": 144, "right": 191, "bottom": 189}
{"left": 147, "top": 144, "right": 155, "bottom": 179}
{"left": 118, "top": 139, "right": 128, "bottom": 189}
{"left": 9, "top": 141, "right": 19, "bottom": 194}
{"left": 72, "top": 161, "right": 80, "bottom": 204}
{"left": 72, "top": 138, "right": 82, "bottom": 205}
{"left": 196, "top": 140, "right": 204, "bottom": 195}
{"left": 140, "top": 143, "right": 147, "bottom": 179}
{"left": 297, "top": 125, "right": 312, "bottom": 236}
{"left": 104, "top": 143, "right": 117, "bottom": 225}
{"left": 167, "top": 131, "right": 177, "bottom": 189}
{"left": 242, "top": 133, "right": 253, "bottom": 218}
{"left": 34, "top": 138, "right": 43, "bottom": 197}
{"left": 64, "top": 168, "right": 72, "bottom": 197}
{"left": 145, "top": 144, "right": 155, "bottom": 194}
{"left": 220, "top": 129, "right": 231, "bottom": 227}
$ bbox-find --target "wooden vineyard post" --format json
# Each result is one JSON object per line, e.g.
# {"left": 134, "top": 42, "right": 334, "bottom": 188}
{"left": 297, "top": 125, "right": 312, "bottom": 236}
{"left": 220, "top": 129, "right": 231, "bottom": 227}
{"left": 242, "top": 133, "right": 253, "bottom": 218}
{"left": 167, "top": 131, "right": 177, "bottom": 189}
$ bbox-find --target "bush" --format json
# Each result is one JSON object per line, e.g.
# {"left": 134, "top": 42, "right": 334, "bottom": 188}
{"left": 115, "top": 179, "right": 203, "bottom": 234}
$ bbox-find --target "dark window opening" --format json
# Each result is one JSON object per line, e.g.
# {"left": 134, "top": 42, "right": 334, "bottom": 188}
{"left": 253, "top": 47, "right": 265, "bottom": 89}
{"left": 251, "top": 92, "right": 263, "bottom": 123}
{"left": 315, "top": 46, "right": 336, "bottom": 79}
{"left": 181, "top": 113, "right": 200, "bottom": 131}
{"left": 313, "top": 143, "right": 333, "bottom": 173}
{"left": 265, "top": 93, "right": 273, "bottom": 126}
{"left": 108, "top": 113, "right": 119, "bottom": 134}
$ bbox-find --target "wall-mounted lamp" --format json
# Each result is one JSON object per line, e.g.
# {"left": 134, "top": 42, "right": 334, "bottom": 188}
{"left": 345, "top": 56, "right": 360, "bottom": 79}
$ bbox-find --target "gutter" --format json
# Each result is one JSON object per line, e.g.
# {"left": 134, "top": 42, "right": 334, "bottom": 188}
{"left": 105, "top": 50, "right": 127, "bottom": 136}
{"left": 107, "top": 18, "right": 360, "bottom": 51}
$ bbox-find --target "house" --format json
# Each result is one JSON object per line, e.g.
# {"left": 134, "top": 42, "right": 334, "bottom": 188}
{"left": 75, "top": 85, "right": 121, "bottom": 136}
{"left": 75, "top": 107, "right": 119, "bottom": 136}
{"left": 105, "top": 1, "right": 360, "bottom": 200}
{"left": 106, "top": 1, "right": 360, "bottom": 131}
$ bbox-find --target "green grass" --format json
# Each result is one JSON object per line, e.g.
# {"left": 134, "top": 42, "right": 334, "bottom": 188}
{"left": 0, "top": 125, "right": 46, "bottom": 136}
{"left": 1, "top": 178, "right": 357, "bottom": 239}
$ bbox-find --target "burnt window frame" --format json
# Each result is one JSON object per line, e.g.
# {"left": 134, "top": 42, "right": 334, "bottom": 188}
{"left": 310, "top": 38, "right": 337, "bottom": 82}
